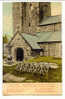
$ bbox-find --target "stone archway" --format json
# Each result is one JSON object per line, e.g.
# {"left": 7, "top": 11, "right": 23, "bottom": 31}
{"left": 16, "top": 48, "right": 24, "bottom": 61}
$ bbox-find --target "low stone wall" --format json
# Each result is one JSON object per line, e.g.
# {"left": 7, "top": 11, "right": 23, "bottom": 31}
{"left": 15, "top": 62, "right": 58, "bottom": 75}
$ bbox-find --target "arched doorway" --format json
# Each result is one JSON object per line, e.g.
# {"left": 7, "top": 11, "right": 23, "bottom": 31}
{"left": 16, "top": 48, "right": 24, "bottom": 61}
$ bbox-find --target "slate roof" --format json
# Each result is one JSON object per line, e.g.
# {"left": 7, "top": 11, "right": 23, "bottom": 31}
{"left": 8, "top": 15, "right": 61, "bottom": 50}
{"left": 40, "top": 15, "right": 61, "bottom": 26}
{"left": 9, "top": 31, "right": 61, "bottom": 50}
{"left": 36, "top": 31, "right": 61, "bottom": 42}
{"left": 22, "top": 33, "right": 41, "bottom": 49}
{"left": 22, "top": 31, "right": 61, "bottom": 49}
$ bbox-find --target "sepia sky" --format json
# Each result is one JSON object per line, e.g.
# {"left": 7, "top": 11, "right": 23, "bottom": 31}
{"left": 3, "top": 2, "right": 61, "bottom": 38}
{"left": 3, "top": 3, "right": 13, "bottom": 38}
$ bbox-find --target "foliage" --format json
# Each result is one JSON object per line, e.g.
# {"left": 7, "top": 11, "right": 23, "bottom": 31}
{"left": 3, "top": 34, "right": 8, "bottom": 44}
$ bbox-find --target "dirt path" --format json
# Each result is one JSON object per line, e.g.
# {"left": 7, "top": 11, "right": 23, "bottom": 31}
{"left": 3, "top": 73, "right": 26, "bottom": 82}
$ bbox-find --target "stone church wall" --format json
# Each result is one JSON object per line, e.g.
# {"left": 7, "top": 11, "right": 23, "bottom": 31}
{"left": 12, "top": 2, "right": 61, "bottom": 59}
{"left": 13, "top": 3, "right": 21, "bottom": 32}
{"left": 39, "top": 42, "right": 62, "bottom": 58}
{"left": 12, "top": 3, "right": 61, "bottom": 34}
{"left": 10, "top": 33, "right": 31, "bottom": 61}
{"left": 12, "top": 2, "right": 52, "bottom": 34}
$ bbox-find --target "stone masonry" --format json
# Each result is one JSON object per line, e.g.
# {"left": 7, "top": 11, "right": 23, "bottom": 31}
{"left": 7, "top": 2, "right": 62, "bottom": 61}
{"left": 13, "top": 2, "right": 52, "bottom": 34}
{"left": 9, "top": 32, "right": 31, "bottom": 61}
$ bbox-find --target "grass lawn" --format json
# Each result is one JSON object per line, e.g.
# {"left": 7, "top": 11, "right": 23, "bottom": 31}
{"left": 3, "top": 56, "right": 62, "bottom": 82}
{"left": 25, "top": 56, "right": 61, "bottom": 66}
